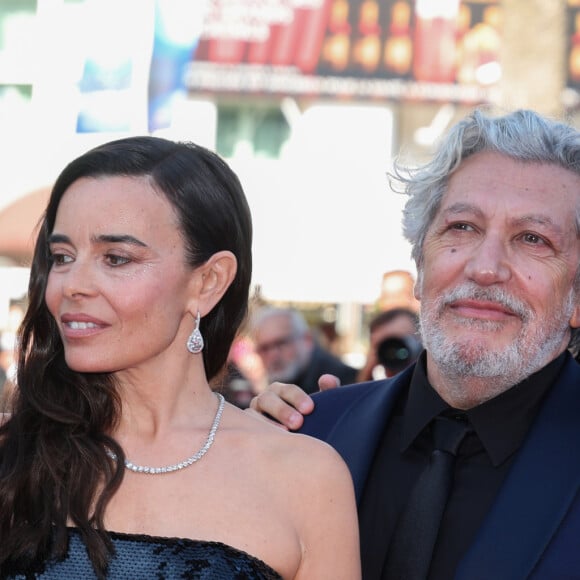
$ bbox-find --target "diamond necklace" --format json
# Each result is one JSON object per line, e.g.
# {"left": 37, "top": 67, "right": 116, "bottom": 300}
{"left": 106, "top": 392, "right": 225, "bottom": 475}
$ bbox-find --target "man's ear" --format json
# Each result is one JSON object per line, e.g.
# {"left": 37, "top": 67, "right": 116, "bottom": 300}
{"left": 569, "top": 302, "right": 580, "bottom": 329}
{"left": 190, "top": 250, "right": 238, "bottom": 316}
{"left": 414, "top": 268, "right": 423, "bottom": 301}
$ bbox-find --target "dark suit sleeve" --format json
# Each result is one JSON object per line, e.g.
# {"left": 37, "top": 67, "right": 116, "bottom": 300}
{"left": 298, "top": 381, "right": 381, "bottom": 441}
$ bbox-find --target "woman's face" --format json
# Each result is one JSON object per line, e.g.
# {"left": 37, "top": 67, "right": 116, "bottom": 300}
{"left": 45, "top": 175, "right": 198, "bottom": 374}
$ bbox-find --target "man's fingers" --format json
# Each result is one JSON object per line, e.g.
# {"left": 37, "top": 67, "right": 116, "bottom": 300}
{"left": 248, "top": 382, "right": 314, "bottom": 431}
{"left": 318, "top": 374, "right": 341, "bottom": 391}
{"left": 245, "top": 406, "right": 290, "bottom": 430}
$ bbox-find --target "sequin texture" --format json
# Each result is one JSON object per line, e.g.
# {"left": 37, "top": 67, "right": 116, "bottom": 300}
{"left": 5, "top": 528, "right": 282, "bottom": 579}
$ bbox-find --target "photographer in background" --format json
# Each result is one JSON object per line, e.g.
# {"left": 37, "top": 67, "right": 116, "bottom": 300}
{"left": 357, "top": 308, "right": 421, "bottom": 381}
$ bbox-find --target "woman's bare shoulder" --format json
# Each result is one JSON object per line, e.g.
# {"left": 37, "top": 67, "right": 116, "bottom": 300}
{"left": 281, "top": 429, "right": 349, "bottom": 477}
{"left": 229, "top": 403, "right": 348, "bottom": 475}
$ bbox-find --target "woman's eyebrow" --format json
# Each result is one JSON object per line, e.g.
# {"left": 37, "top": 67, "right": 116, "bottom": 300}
{"left": 47, "top": 233, "right": 148, "bottom": 247}
{"left": 47, "top": 233, "right": 70, "bottom": 244}
{"left": 92, "top": 234, "right": 148, "bottom": 247}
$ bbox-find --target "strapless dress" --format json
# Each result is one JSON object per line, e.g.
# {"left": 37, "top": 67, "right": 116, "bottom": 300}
{"left": 5, "top": 527, "right": 282, "bottom": 579}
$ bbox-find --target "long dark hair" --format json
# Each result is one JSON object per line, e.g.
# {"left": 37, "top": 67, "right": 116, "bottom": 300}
{"left": 0, "top": 137, "right": 253, "bottom": 576}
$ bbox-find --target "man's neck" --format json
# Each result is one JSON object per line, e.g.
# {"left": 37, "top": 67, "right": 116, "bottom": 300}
{"left": 429, "top": 375, "right": 516, "bottom": 410}
{"left": 426, "top": 355, "right": 541, "bottom": 410}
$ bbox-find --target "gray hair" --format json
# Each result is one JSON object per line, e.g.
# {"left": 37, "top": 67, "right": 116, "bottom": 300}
{"left": 249, "top": 306, "right": 310, "bottom": 337}
{"left": 393, "top": 108, "right": 580, "bottom": 266}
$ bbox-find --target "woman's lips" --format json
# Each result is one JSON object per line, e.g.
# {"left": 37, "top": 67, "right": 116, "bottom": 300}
{"left": 60, "top": 313, "right": 109, "bottom": 337}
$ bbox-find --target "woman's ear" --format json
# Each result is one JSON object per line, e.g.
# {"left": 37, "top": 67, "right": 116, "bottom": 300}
{"left": 190, "top": 251, "right": 238, "bottom": 316}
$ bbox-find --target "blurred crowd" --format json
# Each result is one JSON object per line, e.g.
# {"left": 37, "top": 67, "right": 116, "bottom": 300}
{"left": 215, "top": 269, "right": 422, "bottom": 409}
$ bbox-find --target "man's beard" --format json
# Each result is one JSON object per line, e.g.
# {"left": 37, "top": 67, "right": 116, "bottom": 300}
{"left": 268, "top": 358, "right": 305, "bottom": 383}
{"left": 267, "top": 343, "right": 311, "bottom": 384}
{"left": 419, "top": 282, "right": 575, "bottom": 390}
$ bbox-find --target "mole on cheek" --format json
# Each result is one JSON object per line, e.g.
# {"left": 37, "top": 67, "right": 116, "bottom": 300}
{"left": 450, "top": 248, "right": 457, "bottom": 254}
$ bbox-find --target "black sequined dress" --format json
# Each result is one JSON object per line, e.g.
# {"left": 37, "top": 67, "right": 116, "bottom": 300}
{"left": 5, "top": 528, "right": 282, "bottom": 579}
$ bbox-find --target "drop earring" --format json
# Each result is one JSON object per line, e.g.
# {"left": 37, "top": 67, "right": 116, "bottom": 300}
{"left": 187, "top": 311, "right": 204, "bottom": 354}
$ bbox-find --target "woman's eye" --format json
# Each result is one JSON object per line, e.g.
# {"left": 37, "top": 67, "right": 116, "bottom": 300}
{"left": 50, "top": 253, "right": 73, "bottom": 265}
{"left": 106, "top": 254, "right": 131, "bottom": 266}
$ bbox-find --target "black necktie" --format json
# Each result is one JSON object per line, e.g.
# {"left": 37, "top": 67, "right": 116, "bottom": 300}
{"left": 382, "top": 415, "right": 472, "bottom": 580}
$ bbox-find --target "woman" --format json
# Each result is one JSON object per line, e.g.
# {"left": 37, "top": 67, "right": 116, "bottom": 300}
{"left": 0, "top": 137, "right": 360, "bottom": 579}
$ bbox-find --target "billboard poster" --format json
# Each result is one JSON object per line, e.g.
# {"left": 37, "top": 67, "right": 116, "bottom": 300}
{"left": 185, "top": 0, "right": 501, "bottom": 104}
{"left": 148, "top": 0, "right": 208, "bottom": 131}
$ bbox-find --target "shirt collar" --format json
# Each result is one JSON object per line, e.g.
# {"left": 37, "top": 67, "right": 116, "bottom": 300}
{"left": 400, "top": 351, "right": 567, "bottom": 466}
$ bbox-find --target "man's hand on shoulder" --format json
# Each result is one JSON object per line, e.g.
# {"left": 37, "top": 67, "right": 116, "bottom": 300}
{"left": 248, "top": 382, "right": 314, "bottom": 430}
{"left": 247, "top": 375, "right": 340, "bottom": 431}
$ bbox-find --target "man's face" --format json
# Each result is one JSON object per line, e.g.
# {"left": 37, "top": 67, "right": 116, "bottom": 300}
{"left": 253, "top": 314, "right": 312, "bottom": 383}
{"left": 416, "top": 151, "right": 580, "bottom": 403}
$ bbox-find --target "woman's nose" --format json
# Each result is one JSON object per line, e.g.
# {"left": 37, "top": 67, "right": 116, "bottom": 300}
{"left": 62, "top": 260, "right": 98, "bottom": 299}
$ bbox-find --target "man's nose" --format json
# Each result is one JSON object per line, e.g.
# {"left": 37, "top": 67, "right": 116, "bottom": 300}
{"left": 463, "top": 235, "right": 511, "bottom": 286}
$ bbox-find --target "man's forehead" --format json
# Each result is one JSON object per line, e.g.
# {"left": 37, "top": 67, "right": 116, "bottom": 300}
{"left": 439, "top": 200, "right": 562, "bottom": 223}
{"left": 440, "top": 170, "right": 580, "bottom": 223}
{"left": 258, "top": 314, "right": 292, "bottom": 334}
{"left": 445, "top": 152, "right": 580, "bottom": 197}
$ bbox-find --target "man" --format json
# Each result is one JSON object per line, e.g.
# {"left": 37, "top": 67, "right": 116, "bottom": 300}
{"left": 250, "top": 306, "right": 358, "bottom": 394}
{"left": 250, "top": 109, "right": 580, "bottom": 579}
{"left": 357, "top": 307, "right": 421, "bottom": 381}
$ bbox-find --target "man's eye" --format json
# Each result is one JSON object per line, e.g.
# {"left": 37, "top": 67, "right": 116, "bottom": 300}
{"left": 106, "top": 254, "right": 131, "bottom": 266}
{"left": 522, "top": 233, "right": 544, "bottom": 244}
{"left": 451, "top": 223, "right": 472, "bottom": 231}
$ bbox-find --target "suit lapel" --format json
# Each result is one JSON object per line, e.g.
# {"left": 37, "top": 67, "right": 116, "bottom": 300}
{"left": 324, "top": 369, "right": 411, "bottom": 503}
{"left": 457, "top": 357, "right": 580, "bottom": 579}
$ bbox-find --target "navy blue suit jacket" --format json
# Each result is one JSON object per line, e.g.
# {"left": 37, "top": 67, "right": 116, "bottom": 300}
{"left": 299, "top": 354, "right": 580, "bottom": 579}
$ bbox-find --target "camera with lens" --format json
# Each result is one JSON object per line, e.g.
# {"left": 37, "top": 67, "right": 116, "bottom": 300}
{"left": 376, "top": 335, "right": 422, "bottom": 374}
